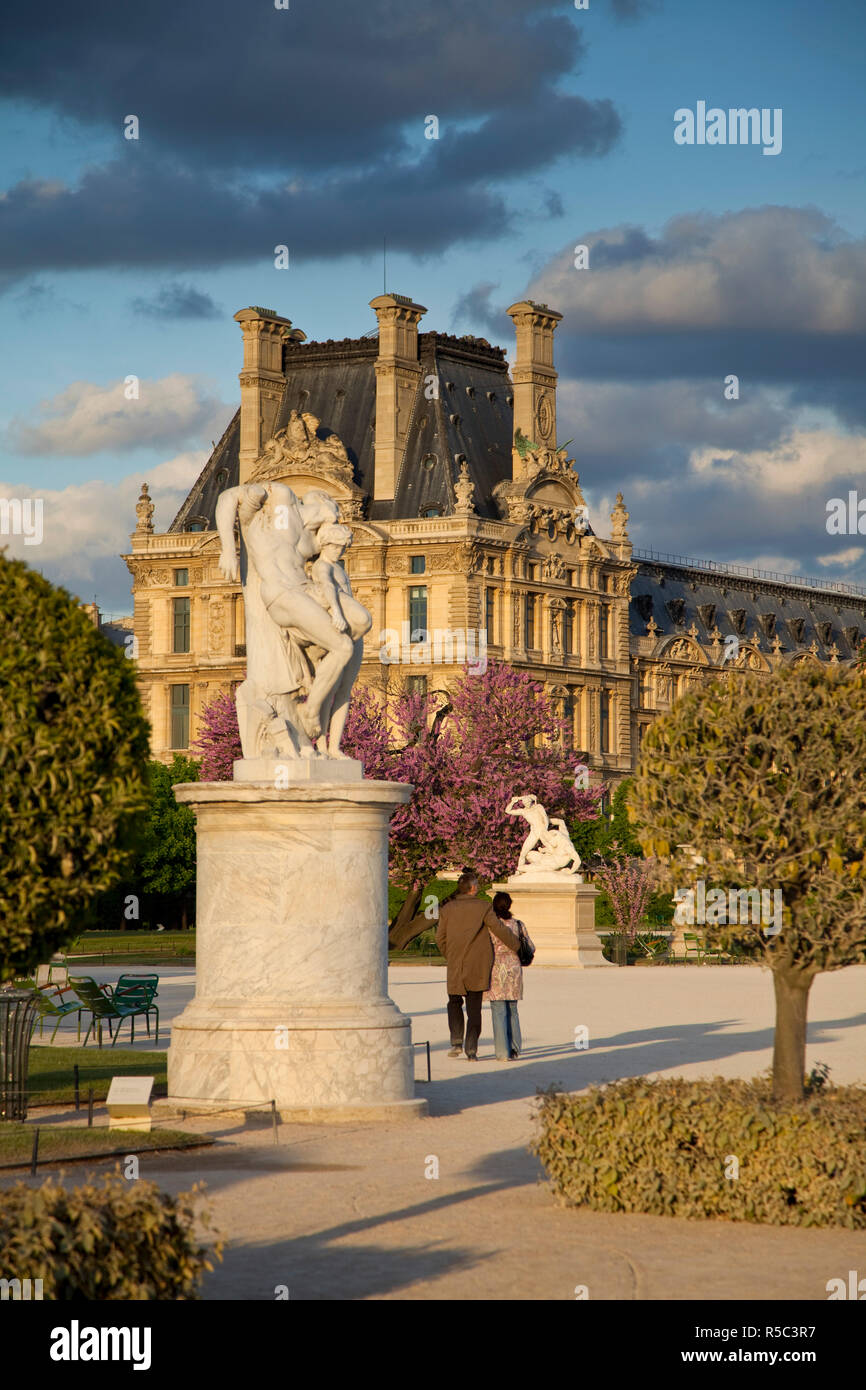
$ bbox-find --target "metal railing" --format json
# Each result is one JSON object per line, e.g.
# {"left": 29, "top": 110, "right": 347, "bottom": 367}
{"left": 633, "top": 549, "right": 866, "bottom": 600}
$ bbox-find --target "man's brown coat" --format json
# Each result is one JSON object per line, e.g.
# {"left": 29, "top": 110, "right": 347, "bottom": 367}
{"left": 436, "top": 895, "right": 521, "bottom": 993}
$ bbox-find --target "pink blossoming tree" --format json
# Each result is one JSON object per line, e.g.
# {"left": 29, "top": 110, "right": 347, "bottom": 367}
{"left": 196, "top": 664, "right": 604, "bottom": 944}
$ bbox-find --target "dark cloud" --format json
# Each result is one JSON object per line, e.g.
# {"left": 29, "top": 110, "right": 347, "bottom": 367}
{"left": 131, "top": 282, "right": 221, "bottom": 320}
{"left": 0, "top": 2, "right": 588, "bottom": 171}
{"left": 0, "top": 2, "right": 625, "bottom": 275}
{"left": 459, "top": 209, "right": 866, "bottom": 407}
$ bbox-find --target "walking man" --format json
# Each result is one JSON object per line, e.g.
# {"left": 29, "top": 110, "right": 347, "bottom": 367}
{"left": 436, "top": 870, "right": 520, "bottom": 1060}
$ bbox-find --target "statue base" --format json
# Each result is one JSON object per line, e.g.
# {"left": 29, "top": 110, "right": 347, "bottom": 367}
{"left": 162, "top": 778, "right": 427, "bottom": 1121}
{"left": 493, "top": 877, "right": 613, "bottom": 967}
{"left": 233, "top": 756, "right": 364, "bottom": 784}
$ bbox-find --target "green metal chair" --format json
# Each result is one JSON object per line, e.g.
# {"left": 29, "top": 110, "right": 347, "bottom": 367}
{"left": 112, "top": 975, "right": 160, "bottom": 1041}
{"left": 683, "top": 932, "right": 705, "bottom": 964}
{"left": 32, "top": 987, "right": 84, "bottom": 1042}
{"left": 69, "top": 976, "right": 159, "bottom": 1048}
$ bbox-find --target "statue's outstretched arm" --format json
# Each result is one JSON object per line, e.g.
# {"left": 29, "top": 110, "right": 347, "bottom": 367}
{"left": 216, "top": 484, "right": 267, "bottom": 582}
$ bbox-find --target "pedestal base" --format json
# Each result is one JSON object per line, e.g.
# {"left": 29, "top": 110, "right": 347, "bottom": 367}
{"left": 165, "top": 779, "right": 426, "bottom": 1121}
{"left": 494, "top": 877, "right": 613, "bottom": 967}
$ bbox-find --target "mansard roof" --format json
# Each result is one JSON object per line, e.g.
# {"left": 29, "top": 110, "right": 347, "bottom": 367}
{"left": 630, "top": 555, "right": 866, "bottom": 661}
{"left": 168, "top": 330, "right": 512, "bottom": 532}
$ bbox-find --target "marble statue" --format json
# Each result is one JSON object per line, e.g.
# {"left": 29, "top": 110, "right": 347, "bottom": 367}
{"left": 216, "top": 482, "right": 372, "bottom": 762}
{"left": 506, "top": 794, "right": 582, "bottom": 876}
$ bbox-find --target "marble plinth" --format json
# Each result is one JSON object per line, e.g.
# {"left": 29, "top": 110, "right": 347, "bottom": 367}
{"left": 162, "top": 779, "right": 426, "bottom": 1121}
{"left": 493, "top": 876, "right": 613, "bottom": 967}
{"left": 232, "top": 756, "right": 364, "bottom": 784}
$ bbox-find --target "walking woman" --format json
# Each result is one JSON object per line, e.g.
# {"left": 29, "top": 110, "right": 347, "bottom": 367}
{"left": 484, "top": 891, "right": 528, "bottom": 1061}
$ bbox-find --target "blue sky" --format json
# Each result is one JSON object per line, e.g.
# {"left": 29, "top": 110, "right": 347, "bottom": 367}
{"left": 1, "top": 0, "right": 864, "bottom": 610}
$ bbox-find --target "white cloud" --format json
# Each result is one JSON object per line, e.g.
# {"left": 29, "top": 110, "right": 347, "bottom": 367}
{"left": 816, "top": 546, "right": 864, "bottom": 569}
{"left": 528, "top": 207, "right": 866, "bottom": 333}
{"left": 689, "top": 429, "right": 866, "bottom": 494}
{"left": 5, "top": 374, "right": 226, "bottom": 456}
{"left": 0, "top": 451, "right": 206, "bottom": 608}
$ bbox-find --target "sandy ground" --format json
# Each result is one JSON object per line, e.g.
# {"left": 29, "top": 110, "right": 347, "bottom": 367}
{"left": 14, "top": 961, "right": 866, "bottom": 1301}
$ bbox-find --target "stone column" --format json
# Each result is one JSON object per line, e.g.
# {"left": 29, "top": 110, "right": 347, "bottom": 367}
{"left": 156, "top": 773, "right": 426, "bottom": 1123}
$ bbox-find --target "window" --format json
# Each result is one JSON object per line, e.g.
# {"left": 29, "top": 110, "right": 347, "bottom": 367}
{"left": 486, "top": 556, "right": 495, "bottom": 575}
{"left": 410, "top": 555, "right": 426, "bottom": 574}
{"left": 527, "top": 562, "right": 538, "bottom": 581}
{"left": 485, "top": 587, "right": 495, "bottom": 643}
{"left": 599, "top": 691, "right": 610, "bottom": 754}
{"left": 174, "top": 568, "right": 188, "bottom": 586}
{"left": 563, "top": 695, "right": 575, "bottom": 748}
{"left": 406, "top": 676, "right": 427, "bottom": 697}
{"left": 599, "top": 605, "right": 609, "bottom": 658}
{"left": 170, "top": 685, "right": 190, "bottom": 749}
{"left": 567, "top": 569, "right": 577, "bottom": 587}
{"left": 409, "top": 585, "right": 428, "bottom": 639}
{"left": 524, "top": 594, "right": 536, "bottom": 649}
{"left": 423, "top": 508, "right": 440, "bottom": 518}
{"left": 563, "top": 600, "right": 575, "bottom": 654}
{"left": 173, "top": 596, "right": 190, "bottom": 654}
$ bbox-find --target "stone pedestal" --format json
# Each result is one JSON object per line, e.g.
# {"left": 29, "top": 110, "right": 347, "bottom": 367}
{"left": 493, "top": 874, "right": 613, "bottom": 968}
{"left": 155, "top": 773, "right": 427, "bottom": 1123}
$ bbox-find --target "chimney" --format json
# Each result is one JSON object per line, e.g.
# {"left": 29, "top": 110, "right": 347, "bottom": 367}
{"left": 234, "top": 307, "right": 306, "bottom": 481}
{"left": 506, "top": 300, "right": 563, "bottom": 462}
{"left": 369, "top": 293, "right": 427, "bottom": 501}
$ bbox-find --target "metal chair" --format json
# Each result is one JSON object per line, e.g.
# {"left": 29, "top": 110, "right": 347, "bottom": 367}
{"left": 32, "top": 987, "right": 84, "bottom": 1043}
{"left": 69, "top": 976, "right": 159, "bottom": 1048}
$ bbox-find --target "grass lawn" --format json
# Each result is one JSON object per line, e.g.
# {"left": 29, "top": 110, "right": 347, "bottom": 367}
{"left": 0, "top": 1124, "right": 208, "bottom": 1169}
{"left": 28, "top": 1047, "right": 167, "bottom": 1107}
{"left": 65, "top": 931, "right": 195, "bottom": 964}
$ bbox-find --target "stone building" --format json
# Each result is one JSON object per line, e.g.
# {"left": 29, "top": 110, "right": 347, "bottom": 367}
{"left": 124, "top": 295, "right": 866, "bottom": 778}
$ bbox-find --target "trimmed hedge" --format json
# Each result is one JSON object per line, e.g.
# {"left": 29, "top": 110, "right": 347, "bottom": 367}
{"left": 532, "top": 1075, "right": 866, "bottom": 1228}
{"left": 0, "top": 1171, "right": 221, "bottom": 1298}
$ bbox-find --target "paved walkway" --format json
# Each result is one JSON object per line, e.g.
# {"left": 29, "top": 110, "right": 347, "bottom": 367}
{"left": 18, "top": 963, "right": 866, "bottom": 1300}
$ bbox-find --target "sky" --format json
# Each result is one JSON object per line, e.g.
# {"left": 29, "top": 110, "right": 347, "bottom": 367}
{"left": 1, "top": 0, "right": 864, "bottom": 613}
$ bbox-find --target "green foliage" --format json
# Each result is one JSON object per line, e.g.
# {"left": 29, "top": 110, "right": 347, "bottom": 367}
{"left": 571, "top": 778, "right": 642, "bottom": 865}
{"left": 138, "top": 756, "right": 199, "bottom": 897}
{"left": 0, "top": 556, "right": 150, "bottom": 978}
{"left": 628, "top": 663, "right": 866, "bottom": 975}
{"left": 532, "top": 1075, "right": 866, "bottom": 1228}
{"left": 91, "top": 756, "right": 199, "bottom": 929}
{"left": 0, "top": 1171, "right": 221, "bottom": 1298}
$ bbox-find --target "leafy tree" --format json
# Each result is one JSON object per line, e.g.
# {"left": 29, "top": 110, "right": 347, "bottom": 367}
{"left": 571, "top": 777, "right": 642, "bottom": 865}
{"left": 94, "top": 756, "right": 200, "bottom": 931}
{"left": 192, "top": 690, "right": 240, "bottom": 780}
{"left": 344, "top": 663, "right": 603, "bottom": 941}
{"left": 0, "top": 555, "right": 149, "bottom": 978}
{"left": 629, "top": 662, "right": 866, "bottom": 1100}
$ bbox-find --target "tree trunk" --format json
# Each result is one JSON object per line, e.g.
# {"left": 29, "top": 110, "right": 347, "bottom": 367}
{"left": 388, "top": 887, "right": 426, "bottom": 950}
{"left": 771, "top": 970, "right": 813, "bottom": 1101}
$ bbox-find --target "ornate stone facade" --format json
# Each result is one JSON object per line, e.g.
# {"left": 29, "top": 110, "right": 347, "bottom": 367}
{"left": 124, "top": 296, "right": 866, "bottom": 780}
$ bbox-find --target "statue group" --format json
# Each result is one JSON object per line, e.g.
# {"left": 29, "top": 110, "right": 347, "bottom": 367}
{"left": 216, "top": 481, "right": 372, "bottom": 763}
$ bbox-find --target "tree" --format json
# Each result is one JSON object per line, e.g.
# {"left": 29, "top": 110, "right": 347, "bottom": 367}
{"left": 191, "top": 690, "right": 241, "bottom": 781}
{"left": 137, "top": 757, "right": 199, "bottom": 928}
{"left": 343, "top": 663, "right": 603, "bottom": 941}
{"left": 0, "top": 555, "right": 150, "bottom": 978}
{"left": 629, "top": 662, "right": 866, "bottom": 1100}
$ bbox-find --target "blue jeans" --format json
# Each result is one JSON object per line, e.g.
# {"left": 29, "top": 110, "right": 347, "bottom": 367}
{"left": 490, "top": 1000, "right": 522, "bottom": 1059}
